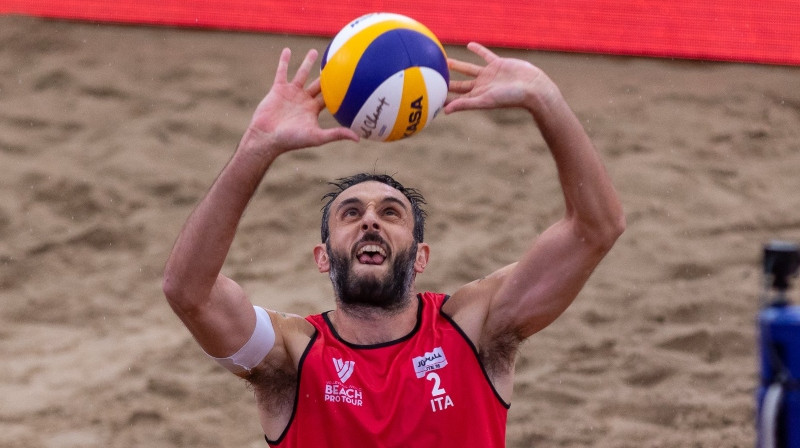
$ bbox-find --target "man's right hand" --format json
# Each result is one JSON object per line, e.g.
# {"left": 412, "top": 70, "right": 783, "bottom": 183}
{"left": 238, "top": 48, "right": 359, "bottom": 159}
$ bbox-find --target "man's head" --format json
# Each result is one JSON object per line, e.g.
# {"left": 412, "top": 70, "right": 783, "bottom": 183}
{"left": 314, "top": 174, "right": 430, "bottom": 313}
{"left": 320, "top": 173, "right": 427, "bottom": 244}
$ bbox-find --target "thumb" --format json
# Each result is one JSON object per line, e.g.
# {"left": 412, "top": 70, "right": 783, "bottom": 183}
{"left": 318, "top": 127, "right": 361, "bottom": 144}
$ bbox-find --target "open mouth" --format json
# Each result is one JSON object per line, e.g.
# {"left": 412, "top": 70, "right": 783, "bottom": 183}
{"left": 356, "top": 244, "right": 387, "bottom": 265}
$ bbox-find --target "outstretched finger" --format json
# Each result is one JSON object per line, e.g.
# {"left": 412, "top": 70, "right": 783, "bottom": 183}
{"left": 448, "top": 79, "right": 474, "bottom": 94}
{"left": 306, "top": 77, "right": 322, "bottom": 98}
{"left": 448, "top": 58, "right": 482, "bottom": 77}
{"left": 305, "top": 77, "right": 328, "bottom": 111}
{"left": 444, "top": 95, "right": 491, "bottom": 114}
{"left": 315, "top": 95, "right": 327, "bottom": 111}
{"left": 292, "top": 49, "right": 319, "bottom": 87}
{"left": 274, "top": 48, "right": 292, "bottom": 84}
{"left": 466, "top": 42, "right": 498, "bottom": 64}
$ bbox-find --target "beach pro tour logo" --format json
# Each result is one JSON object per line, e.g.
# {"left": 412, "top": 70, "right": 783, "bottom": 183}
{"left": 412, "top": 346, "right": 448, "bottom": 378}
{"left": 325, "top": 358, "right": 363, "bottom": 407}
{"left": 333, "top": 357, "right": 355, "bottom": 383}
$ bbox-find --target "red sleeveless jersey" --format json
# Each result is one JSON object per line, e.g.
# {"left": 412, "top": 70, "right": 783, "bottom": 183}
{"left": 266, "top": 292, "right": 509, "bottom": 447}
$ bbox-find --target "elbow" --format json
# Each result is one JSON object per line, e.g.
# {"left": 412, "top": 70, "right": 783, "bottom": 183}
{"left": 162, "top": 268, "right": 185, "bottom": 308}
{"left": 610, "top": 212, "right": 627, "bottom": 242}
{"left": 578, "top": 209, "right": 626, "bottom": 255}
{"left": 162, "top": 266, "right": 199, "bottom": 315}
{"left": 162, "top": 270, "right": 180, "bottom": 304}
{"left": 597, "top": 211, "right": 626, "bottom": 253}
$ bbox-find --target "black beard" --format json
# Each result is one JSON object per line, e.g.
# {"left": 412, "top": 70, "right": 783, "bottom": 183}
{"left": 327, "top": 236, "right": 417, "bottom": 314}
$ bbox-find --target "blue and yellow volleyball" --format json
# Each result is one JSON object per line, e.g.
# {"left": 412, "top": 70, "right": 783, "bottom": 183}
{"left": 320, "top": 13, "right": 449, "bottom": 142}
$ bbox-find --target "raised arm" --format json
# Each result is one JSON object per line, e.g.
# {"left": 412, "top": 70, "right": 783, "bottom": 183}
{"left": 444, "top": 43, "right": 625, "bottom": 371}
{"left": 162, "top": 48, "right": 358, "bottom": 362}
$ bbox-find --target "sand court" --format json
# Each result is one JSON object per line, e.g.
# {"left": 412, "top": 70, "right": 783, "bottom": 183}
{"left": 2, "top": 15, "right": 800, "bottom": 447}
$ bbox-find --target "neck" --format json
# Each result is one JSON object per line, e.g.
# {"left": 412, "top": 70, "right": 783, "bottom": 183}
{"left": 329, "top": 295, "right": 419, "bottom": 345}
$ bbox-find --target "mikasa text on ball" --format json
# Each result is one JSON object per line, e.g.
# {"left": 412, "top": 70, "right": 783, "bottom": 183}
{"left": 320, "top": 13, "right": 449, "bottom": 142}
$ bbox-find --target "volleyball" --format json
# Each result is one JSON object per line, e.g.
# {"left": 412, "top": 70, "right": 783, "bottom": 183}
{"left": 320, "top": 13, "right": 449, "bottom": 142}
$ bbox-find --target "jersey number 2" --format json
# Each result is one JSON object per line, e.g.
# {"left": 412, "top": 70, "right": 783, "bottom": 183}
{"left": 426, "top": 372, "right": 446, "bottom": 397}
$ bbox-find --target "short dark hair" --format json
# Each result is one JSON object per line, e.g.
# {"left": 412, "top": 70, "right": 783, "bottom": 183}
{"left": 320, "top": 173, "right": 427, "bottom": 243}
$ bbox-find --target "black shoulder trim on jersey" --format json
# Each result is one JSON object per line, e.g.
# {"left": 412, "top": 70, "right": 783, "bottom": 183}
{"left": 264, "top": 328, "right": 319, "bottom": 446}
{"left": 321, "top": 295, "right": 423, "bottom": 349}
{"left": 438, "top": 302, "right": 512, "bottom": 410}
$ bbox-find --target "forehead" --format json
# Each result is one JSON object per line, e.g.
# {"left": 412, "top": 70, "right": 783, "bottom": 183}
{"left": 332, "top": 181, "right": 411, "bottom": 209}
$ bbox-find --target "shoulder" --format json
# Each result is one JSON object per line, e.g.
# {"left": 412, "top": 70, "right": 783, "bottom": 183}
{"left": 440, "top": 263, "right": 517, "bottom": 348}
{"left": 267, "top": 310, "right": 316, "bottom": 366}
{"left": 245, "top": 310, "right": 314, "bottom": 398}
{"left": 238, "top": 309, "right": 315, "bottom": 382}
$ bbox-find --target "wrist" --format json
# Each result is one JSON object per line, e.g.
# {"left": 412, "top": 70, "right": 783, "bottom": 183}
{"left": 236, "top": 127, "right": 285, "bottom": 166}
{"left": 522, "top": 75, "right": 562, "bottom": 116}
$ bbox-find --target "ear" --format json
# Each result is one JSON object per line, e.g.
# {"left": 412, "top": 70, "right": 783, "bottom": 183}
{"left": 313, "top": 244, "right": 330, "bottom": 273}
{"left": 414, "top": 242, "right": 430, "bottom": 274}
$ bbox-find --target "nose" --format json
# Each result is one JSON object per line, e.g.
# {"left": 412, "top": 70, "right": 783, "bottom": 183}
{"left": 361, "top": 208, "right": 380, "bottom": 232}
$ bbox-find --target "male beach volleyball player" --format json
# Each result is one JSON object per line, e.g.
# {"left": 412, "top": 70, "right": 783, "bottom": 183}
{"left": 163, "top": 42, "right": 625, "bottom": 446}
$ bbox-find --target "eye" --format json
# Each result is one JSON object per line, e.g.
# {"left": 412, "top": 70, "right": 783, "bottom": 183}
{"left": 383, "top": 207, "right": 401, "bottom": 218}
{"left": 343, "top": 208, "right": 360, "bottom": 218}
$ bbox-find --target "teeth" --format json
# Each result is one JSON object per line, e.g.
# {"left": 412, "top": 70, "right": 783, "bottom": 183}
{"left": 358, "top": 244, "right": 386, "bottom": 256}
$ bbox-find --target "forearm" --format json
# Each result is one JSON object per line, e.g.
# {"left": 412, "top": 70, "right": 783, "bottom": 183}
{"left": 525, "top": 81, "right": 625, "bottom": 245}
{"left": 163, "top": 133, "right": 281, "bottom": 310}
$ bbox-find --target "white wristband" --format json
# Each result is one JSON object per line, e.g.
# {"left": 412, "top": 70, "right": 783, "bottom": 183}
{"left": 210, "top": 306, "right": 276, "bottom": 375}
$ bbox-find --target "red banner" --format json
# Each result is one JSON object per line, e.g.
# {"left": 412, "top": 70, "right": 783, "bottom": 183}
{"left": 3, "top": 0, "right": 799, "bottom": 65}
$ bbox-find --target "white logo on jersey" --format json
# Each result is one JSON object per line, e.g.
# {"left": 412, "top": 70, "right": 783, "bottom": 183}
{"left": 333, "top": 357, "right": 355, "bottom": 383}
{"left": 326, "top": 358, "right": 362, "bottom": 406}
{"left": 325, "top": 381, "right": 363, "bottom": 407}
{"left": 412, "top": 346, "right": 448, "bottom": 378}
